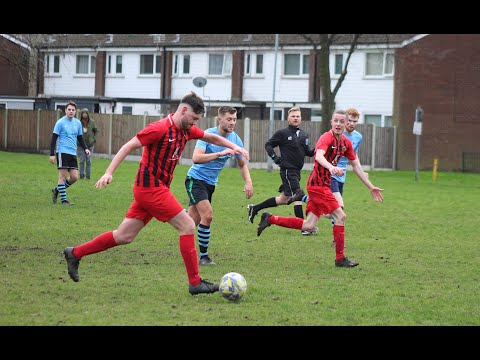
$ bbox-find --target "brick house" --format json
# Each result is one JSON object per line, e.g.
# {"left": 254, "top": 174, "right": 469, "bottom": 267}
{"left": 394, "top": 34, "right": 480, "bottom": 171}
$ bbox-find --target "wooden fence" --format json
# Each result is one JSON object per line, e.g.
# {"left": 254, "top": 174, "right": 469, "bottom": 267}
{"left": 0, "top": 109, "right": 396, "bottom": 170}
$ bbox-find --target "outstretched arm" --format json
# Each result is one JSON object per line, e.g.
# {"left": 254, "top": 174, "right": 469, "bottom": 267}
{"left": 191, "top": 146, "right": 234, "bottom": 164}
{"left": 202, "top": 132, "right": 249, "bottom": 160}
{"left": 95, "top": 136, "right": 143, "bottom": 189}
{"left": 350, "top": 157, "right": 383, "bottom": 202}
{"left": 315, "top": 149, "right": 345, "bottom": 177}
{"left": 237, "top": 157, "right": 253, "bottom": 199}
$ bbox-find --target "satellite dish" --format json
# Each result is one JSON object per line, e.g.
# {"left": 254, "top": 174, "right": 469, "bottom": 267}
{"left": 193, "top": 77, "right": 207, "bottom": 88}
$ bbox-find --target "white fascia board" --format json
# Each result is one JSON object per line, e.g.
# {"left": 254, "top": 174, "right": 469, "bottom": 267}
{"left": 0, "top": 34, "right": 31, "bottom": 50}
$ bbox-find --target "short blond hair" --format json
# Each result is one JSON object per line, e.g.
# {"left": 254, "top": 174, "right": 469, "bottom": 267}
{"left": 288, "top": 107, "right": 301, "bottom": 114}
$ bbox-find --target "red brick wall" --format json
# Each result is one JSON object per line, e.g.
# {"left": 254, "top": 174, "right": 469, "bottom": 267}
{"left": 231, "top": 50, "right": 244, "bottom": 101}
{"left": 394, "top": 34, "right": 480, "bottom": 171}
{"left": 0, "top": 37, "right": 29, "bottom": 96}
{"left": 95, "top": 51, "right": 106, "bottom": 97}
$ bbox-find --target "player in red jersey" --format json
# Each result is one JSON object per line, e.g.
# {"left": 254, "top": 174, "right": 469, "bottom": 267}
{"left": 63, "top": 92, "right": 249, "bottom": 295}
{"left": 257, "top": 110, "right": 383, "bottom": 268}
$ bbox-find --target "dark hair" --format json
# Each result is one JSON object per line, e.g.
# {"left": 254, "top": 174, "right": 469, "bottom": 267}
{"left": 180, "top": 92, "right": 205, "bottom": 114}
{"left": 218, "top": 106, "right": 237, "bottom": 116}
{"left": 66, "top": 100, "right": 77, "bottom": 109}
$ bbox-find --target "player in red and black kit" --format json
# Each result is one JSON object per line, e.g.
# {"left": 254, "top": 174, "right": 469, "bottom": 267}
{"left": 62, "top": 92, "right": 249, "bottom": 295}
{"left": 256, "top": 110, "right": 383, "bottom": 268}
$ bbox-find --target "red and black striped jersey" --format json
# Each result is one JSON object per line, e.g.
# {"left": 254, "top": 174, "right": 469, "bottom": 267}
{"left": 307, "top": 130, "right": 356, "bottom": 187}
{"left": 135, "top": 114, "right": 204, "bottom": 188}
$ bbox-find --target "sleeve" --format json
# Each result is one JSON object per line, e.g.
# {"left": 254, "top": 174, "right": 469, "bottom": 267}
{"left": 50, "top": 133, "right": 59, "bottom": 156}
{"left": 265, "top": 130, "right": 282, "bottom": 159}
{"left": 77, "top": 135, "right": 88, "bottom": 151}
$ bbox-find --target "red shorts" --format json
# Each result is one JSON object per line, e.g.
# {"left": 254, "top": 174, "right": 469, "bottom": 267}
{"left": 305, "top": 185, "right": 341, "bottom": 218}
{"left": 125, "top": 184, "right": 184, "bottom": 225}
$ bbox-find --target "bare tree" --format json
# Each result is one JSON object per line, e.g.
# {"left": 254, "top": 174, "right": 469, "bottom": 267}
{"left": 300, "top": 34, "right": 361, "bottom": 134}
{"left": 0, "top": 34, "right": 53, "bottom": 96}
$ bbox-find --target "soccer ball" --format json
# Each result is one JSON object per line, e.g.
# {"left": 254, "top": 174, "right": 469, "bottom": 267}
{"left": 219, "top": 272, "right": 247, "bottom": 301}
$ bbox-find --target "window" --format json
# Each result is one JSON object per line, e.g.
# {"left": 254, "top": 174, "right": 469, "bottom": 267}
{"left": 107, "top": 55, "right": 123, "bottom": 74}
{"left": 173, "top": 54, "right": 189, "bottom": 75}
{"left": 311, "top": 109, "right": 322, "bottom": 122}
{"left": 183, "top": 55, "right": 190, "bottom": 74}
{"left": 0, "top": 103, "right": 6, "bottom": 110}
{"left": 256, "top": 54, "right": 263, "bottom": 74}
{"left": 284, "top": 54, "right": 309, "bottom": 76}
{"left": 384, "top": 115, "right": 393, "bottom": 127}
{"left": 365, "top": 114, "right": 393, "bottom": 127}
{"left": 208, "top": 54, "right": 232, "bottom": 75}
{"left": 366, "top": 52, "right": 394, "bottom": 76}
{"left": 76, "top": 55, "right": 96, "bottom": 74}
{"left": 274, "top": 109, "right": 283, "bottom": 120}
{"left": 334, "top": 54, "right": 343, "bottom": 75}
{"left": 45, "top": 54, "right": 60, "bottom": 74}
{"left": 140, "top": 54, "right": 161, "bottom": 75}
{"left": 244, "top": 53, "right": 264, "bottom": 76}
{"left": 122, "top": 106, "right": 133, "bottom": 115}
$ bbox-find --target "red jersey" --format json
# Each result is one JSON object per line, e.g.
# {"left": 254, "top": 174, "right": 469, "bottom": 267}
{"left": 135, "top": 114, "right": 204, "bottom": 188}
{"left": 307, "top": 130, "right": 356, "bottom": 187}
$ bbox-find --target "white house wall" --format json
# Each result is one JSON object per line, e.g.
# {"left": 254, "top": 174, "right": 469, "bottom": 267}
{"left": 331, "top": 50, "right": 393, "bottom": 122}
{"left": 44, "top": 54, "right": 95, "bottom": 97}
{"left": 105, "top": 52, "right": 160, "bottom": 99}
{"left": 243, "top": 51, "right": 309, "bottom": 103}
{"left": 42, "top": 46, "right": 395, "bottom": 119}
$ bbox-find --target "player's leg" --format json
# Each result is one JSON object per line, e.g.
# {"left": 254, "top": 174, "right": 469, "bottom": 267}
{"left": 185, "top": 177, "right": 216, "bottom": 265}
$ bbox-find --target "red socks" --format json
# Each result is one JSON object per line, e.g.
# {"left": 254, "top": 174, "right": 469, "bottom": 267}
{"left": 72, "top": 231, "right": 117, "bottom": 260}
{"left": 179, "top": 234, "right": 201, "bottom": 286}
{"left": 333, "top": 225, "right": 345, "bottom": 261}
{"left": 270, "top": 215, "right": 304, "bottom": 230}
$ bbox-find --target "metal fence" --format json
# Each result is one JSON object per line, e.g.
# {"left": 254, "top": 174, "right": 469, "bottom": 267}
{"left": 0, "top": 109, "right": 396, "bottom": 170}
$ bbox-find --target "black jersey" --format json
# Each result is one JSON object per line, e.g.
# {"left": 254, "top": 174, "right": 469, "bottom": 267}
{"left": 265, "top": 124, "right": 315, "bottom": 170}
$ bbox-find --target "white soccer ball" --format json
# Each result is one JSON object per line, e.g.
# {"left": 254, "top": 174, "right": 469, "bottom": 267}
{"left": 219, "top": 272, "right": 247, "bottom": 301}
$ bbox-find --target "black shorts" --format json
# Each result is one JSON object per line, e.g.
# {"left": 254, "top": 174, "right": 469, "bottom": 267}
{"left": 56, "top": 153, "right": 78, "bottom": 170}
{"left": 278, "top": 168, "right": 301, "bottom": 197}
{"left": 185, "top": 176, "right": 216, "bottom": 206}
{"left": 330, "top": 178, "right": 344, "bottom": 195}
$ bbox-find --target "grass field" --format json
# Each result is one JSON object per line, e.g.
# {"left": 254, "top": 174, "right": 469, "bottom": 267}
{"left": 0, "top": 150, "right": 478, "bottom": 326}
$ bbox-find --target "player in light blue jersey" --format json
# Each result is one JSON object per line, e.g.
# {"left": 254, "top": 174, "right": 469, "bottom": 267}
{"left": 185, "top": 106, "right": 253, "bottom": 265}
{"left": 329, "top": 108, "right": 367, "bottom": 245}
{"left": 49, "top": 100, "right": 90, "bottom": 205}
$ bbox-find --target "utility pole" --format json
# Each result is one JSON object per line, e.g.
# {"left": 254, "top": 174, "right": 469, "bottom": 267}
{"left": 413, "top": 106, "right": 423, "bottom": 182}
{"left": 267, "top": 34, "right": 279, "bottom": 172}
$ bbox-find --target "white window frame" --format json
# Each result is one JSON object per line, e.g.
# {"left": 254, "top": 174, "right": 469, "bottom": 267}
{"left": 76, "top": 54, "right": 96, "bottom": 75}
{"left": 122, "top": 105, "right": 133, "bottom": 115}
{"left": 273, "top": 108, "right": 284, "bottom": 120}
{"left": 45, "top": 54, "right": 61, "bottom": 75}
{"left": 107, "top": 54, "right": 123, "bottom": 75}
{"left": 365, "top": 52, "right": 394, "bottom": 78}
{"left": 208, "top": 53, "right": 232, "bottom": 76}
{"left": 333, "top": 53, "right": 344, "bottom": 76}
{"left": 139, "top": 54, "right": 161, "bottom": 75}
{"left": 364, "top": 114, "right": 393, "bottom": 127}
{"left": 283, "top": 53, "right": 309, "bottom": 77}
{"left": 173, "top": 53, "right": 190, "bottom": 76}
{"left": 244, "top": 53, "right": 264, "bottom": 77}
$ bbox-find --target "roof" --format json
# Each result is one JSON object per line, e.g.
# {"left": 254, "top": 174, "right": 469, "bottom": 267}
{"left": 7, "top": 34, "right": 419, "bottom": 49}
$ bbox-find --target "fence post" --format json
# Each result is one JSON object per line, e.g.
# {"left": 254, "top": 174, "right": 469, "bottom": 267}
{"left": 36, "top": 109, "right": 41, "bottom": 152}
{"left": 371, "top": 124, "right": 376, "bottom": 170}
{"left": 108, "top": 113, "right": 113, "bottom": 155}
{"left": 3, "top": 109, "right": 7, "bottom": 149}
{"left": 392, "top": 125, "right": 397, "bottom": 170}
{"left": 244, "top": 117, "right": 250, "bottom": 152}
